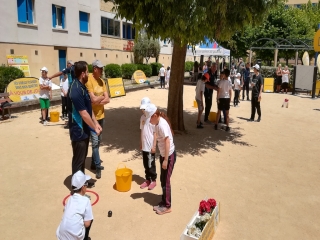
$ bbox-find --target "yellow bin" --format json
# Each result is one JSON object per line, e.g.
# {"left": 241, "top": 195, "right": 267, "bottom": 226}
{"left": 193, "top": 100, "right": 198, "bottom": 108}
{"left": 50, "top": 111, "right": 60, "bottom": 122}
{"left": 115, "top": 163, "right": 133, "bottom": 192}
{"left": 208, "top": 112, "right": 217, "bottom": 122}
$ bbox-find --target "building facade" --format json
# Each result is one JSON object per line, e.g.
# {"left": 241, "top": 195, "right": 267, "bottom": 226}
{"left": 0, "top": 0, "right": 174, "bottom": 83}
{"left": 286, "top": 0, "right": 318, "bottom": 7}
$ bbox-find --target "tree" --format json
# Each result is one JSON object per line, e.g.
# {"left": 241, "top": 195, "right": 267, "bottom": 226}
{"left": 133, "top": 33, "right": 160, "bottom": 64}
{"left": 108, "top": 0, "right": 279, "bottom": 131}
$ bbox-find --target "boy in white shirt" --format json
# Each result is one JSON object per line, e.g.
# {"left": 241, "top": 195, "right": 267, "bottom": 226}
{"left": 60, "top": 74, "right": 69, "bottom": 120}
{"left": 139, "top": 97, "right": 157, "bottom": 190}
{"left": 159, "top": 64, "right": 166, "bottom": 89}
{"left": 56, "top": 170, "right": 94, "bottom": 240}
{"left": 214, "top": 69, "right": 232, "bottom": 132}
{"left": 233, "top": 73, "right": 241, "bottom": 107}
{"left": 195, "top": 73, "right": 209, "bottom": 129}
{"left": 39, "top": 67, "right": 52, "bottom": 126}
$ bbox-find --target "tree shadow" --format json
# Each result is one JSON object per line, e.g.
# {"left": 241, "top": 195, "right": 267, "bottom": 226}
{"left": 101, "top": 107, "right": 252, "bottom": 161}
{"left": 130, "top": 192, "right": 162, "bottom": 206}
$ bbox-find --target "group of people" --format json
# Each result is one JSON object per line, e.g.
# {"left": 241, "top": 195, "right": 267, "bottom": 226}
{"left": 275, "top": 64, "right": 290, "bottom": 94}
{"left": 158, "top": 64, "right": 171, "bottom": 89}
{"left": 195, "top": 59, "right": 263, "bottom": 131}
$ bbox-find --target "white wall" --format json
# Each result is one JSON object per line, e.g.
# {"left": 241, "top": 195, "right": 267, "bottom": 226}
{"left": 0, "top": 0, "right": 101, "bottom": 49}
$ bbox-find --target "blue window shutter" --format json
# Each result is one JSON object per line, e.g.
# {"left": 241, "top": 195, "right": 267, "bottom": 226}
{"left": 123, "top": 24, "right": 126, "bottom": 39}
{"left": 17, "top": 0, "right": 27, "bottom": 23}
{"left": 79, "top": 11, "right": 88, "bottom": 32}
{"left": 127, "top": 24, "right": 131, "bottom": 39}
{"left": 26, "top": 0, "right": 33, "bottom": 24}
{"left": 61, "top": 7, "right": 65, "bottom": 29}
{"left": 52, "top": 5, "right": 56, "bottom": 28}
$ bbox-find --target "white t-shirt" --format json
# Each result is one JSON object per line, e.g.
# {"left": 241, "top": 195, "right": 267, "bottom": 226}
{"left": 195, "top": 80, "right": 205, "bottom": 101}
{"left": 39, "top": 77, "right": 52, "bottom": 99}
{"left": 218, "top": 80, "right": 232, "bottom": 98}
{"left": 140, "top": 114, "right": 155, "bottom": 152}
{"left": 56, "top": 193, "right": 93, "bottom": 240}
{"left": 234, "top": 78, "right": 241, "bottom": 90}
{"left": 165, "top": 70, "right": 171, "bottom": 81}
{"left": 159, "top": 67, "right": 165, "bottom": 77}
{"left": 282, "top": 70, "right": 289, "bottom": 83}
{"left": 156, "top": 117, "right": 175, "bottom": 157}
{"left": 60, "top": 78, "right": 69, "bottom": 97}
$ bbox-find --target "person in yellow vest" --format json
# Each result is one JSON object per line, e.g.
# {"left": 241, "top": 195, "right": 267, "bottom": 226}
{"left": 85, "top": 60, "right": 110, "bottom": 179}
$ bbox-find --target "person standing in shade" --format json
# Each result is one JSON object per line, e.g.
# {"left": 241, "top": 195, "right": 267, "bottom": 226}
{"left": 165, "top": 66, "right": 171, "bottom": 88}
{"left": 204, "top": 63, "right": 218, "bottom": 123}
{"left": 242, "top": 63, "right": 251, "bottom": 101}
{"left": 281, "top": 65, "right": 290, "bottom": 94}
{"left": 60, "top": 74, "right": 69, "bottom": 120}
{"left": 249, "top": 64, "right": 263, "bottom": 122}
{"left": 195, "top": 73, "right": 210, "bottom": 128}
{"left": 68, "top": 61, "right": 102, "bottom": 175}
{"left": 85, "top": 60, "right": 110, "bottom": 179}
{"left": 39, "top": 67, "right": 52, "bottom": 126}
{"left": 192, "top": 61, "right": 199, "bottom": 83}
{"left": 233, "top": 73, "right": 241, "bottom": 107}
{"left": 276, "top": 64, "right": 282, "bottom": 93}
{"left": 159, "top": 64, "right": 166, "bottom": 89}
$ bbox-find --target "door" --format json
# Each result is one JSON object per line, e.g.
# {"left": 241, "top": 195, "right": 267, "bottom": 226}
{"left": 58, "top": 50, "right": 66, "bottom": 72}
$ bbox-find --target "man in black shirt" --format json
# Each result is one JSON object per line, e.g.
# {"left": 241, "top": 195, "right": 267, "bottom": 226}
{"left": 204, "top": 63, "right": 218, "bottom": 122}
{"left": 249, "top": 64, "right": 263, "bottom": 122}
{"left": 242, "top": 63, "right": 251, "bottom": 101}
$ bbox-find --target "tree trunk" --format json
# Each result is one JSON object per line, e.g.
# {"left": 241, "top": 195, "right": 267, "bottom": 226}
{"left": 167, "top": 40, "right": 187, "bottom": 132}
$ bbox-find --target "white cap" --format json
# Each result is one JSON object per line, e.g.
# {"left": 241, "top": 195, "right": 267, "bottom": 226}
{"left": 140, "top": 97, "right": 151, "bottom": 109}
{"left": 162, "top": 64, "right": 164, "bottom": 67}
{"left": 67, "top": 60, "right": 74, "bottom": 65}
{"left": 236, "top": 73, "right": 241, "bottom": 77}
{"left": 253, "top": 64, "right": 260, "bottom": 70}
{"left": 40, "top": 67, "right": 48, "bottom": 72}
{"left": 92, "top": 60, "right": 104, "bottom": 68}
{"left": 144, "top": 103, "right": 157, "bottom": 119}
{"left": 71, "top": 170, "right": 91, "bottom": 190}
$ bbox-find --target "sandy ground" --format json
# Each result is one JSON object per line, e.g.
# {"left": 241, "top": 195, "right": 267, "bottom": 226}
{"left": 1, "top": 86, "right": 320, "bottom": 240}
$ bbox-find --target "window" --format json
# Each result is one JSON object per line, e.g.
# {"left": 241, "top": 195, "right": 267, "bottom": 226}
{"left": 294, "top": 4, "right": 301, "bottom": 8}
{"left": 101, "top": 17, "right": 120, "bottom": 37}
{"left": 17, "top": 0, "right": 34, "bottom": 24}
{"left": 52, "top": 5, "right": 65, "bottom": 29}
{"left": 122, "top": 22, "right": 135, "bottom": 39}
{"left": 79, "top": 11, "right": 89, "bottom": 33}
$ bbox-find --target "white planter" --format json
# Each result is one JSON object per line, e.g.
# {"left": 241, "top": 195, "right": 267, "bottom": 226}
{"left": 180, "top": 202, "right": 220, "bottom": 240}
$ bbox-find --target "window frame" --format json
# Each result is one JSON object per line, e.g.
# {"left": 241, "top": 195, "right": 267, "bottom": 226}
{"left": 17, "top": 0, "right": 34, "bottom": 24}
{"left": 79, "top": 11, "right": 90, "bottom": 33}
{"left": 122, "top": 22, "right": 135, "bottom": 40}
{"left": 101, "top": 17, "right": 120, "bottom": 37}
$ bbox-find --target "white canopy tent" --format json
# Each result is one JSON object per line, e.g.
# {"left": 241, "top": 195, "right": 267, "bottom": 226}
{"left": 186, "top": 40, "right": 230, "bottom": 57}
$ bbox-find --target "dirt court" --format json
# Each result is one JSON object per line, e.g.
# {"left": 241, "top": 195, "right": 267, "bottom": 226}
{"left": 1, "top": 85, "right": 320, "bottom": 240}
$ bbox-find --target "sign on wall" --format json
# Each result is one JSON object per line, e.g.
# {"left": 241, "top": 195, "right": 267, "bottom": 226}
{"left": 132, "top": 70, "right": 146, "bottom": 84}
{"left": 6, "top": 55, "right": 31, "bottom": 77}
{"left": 6, "top": 77, "right": 40, "bottom": 102}
{"left": 106, "top": 78, "right": 126, "bottom": 98}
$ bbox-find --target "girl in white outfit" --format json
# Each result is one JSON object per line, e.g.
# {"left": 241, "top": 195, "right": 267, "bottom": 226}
{"left": 281, "top": 66, "right": 290, "bottom": 94}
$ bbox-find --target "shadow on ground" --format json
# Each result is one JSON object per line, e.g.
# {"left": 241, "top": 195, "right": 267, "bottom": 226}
{"left": 130, "top": 192, "right": 162, "bottom": 206}
{"left": 101, "top": 107, "right": 252, "bottom": 161}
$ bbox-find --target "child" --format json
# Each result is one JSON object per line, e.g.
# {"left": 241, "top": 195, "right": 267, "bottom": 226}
{"left": 165, "top": 67, "right": 171, "bottom": 89}
{"left": 214, "top": 69, "right": 232, "bottom": 132}
{"left": 139, "top": 97, "right": 157, "bottom": 190}
{"left": 145, "top": 103, "right": 176, "bottom": 215}
{"left": 56, "top": 170, "right": 94, "bottom": 240}
{"left": 233, "top": 73, "right": 241, "bottom": 107}
{"left": 60, "top": 74, "right": 69, "bottom": 120}
{"left": 39, "top": 67, "right": 52, "bottom": 126}
{"left": 195, "top": 73, "right": 210, "bottom": 128}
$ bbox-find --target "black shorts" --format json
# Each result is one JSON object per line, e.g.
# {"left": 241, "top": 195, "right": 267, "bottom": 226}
{"left": 282, "top": 82, "right": 289, "bottom": 89}
{"left": 277, "top": 76, "right": 282, "bottom": 85}
{"left": 218, "top": 98, "right": 230, "bottom": 111}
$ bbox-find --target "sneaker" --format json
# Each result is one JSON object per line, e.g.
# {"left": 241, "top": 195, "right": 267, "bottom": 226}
{"left": 214, "top": 124, "right": 218, "bottom": 130}
{"left": 153, "top": 202, "right": 164, "bottom": 211}
{"left": 257, "top": 117, "right": 261, "bottom": 122}
{"left": 156, "top": 206, "right": 172, "bottom": 215}
{"left": 140, "top": 180, "right": 150, "bottom": 189}
{"left": 148, "top": 181, "right": 157, "bottom": 190}
{"left": 197, "top": 124, "right": 204, "bottom": 129}
{"left": 226, "top": 126, "right": 230, "bottom": 132}
{"left": 43, "top": 120, "right": 48, "bottom": 126}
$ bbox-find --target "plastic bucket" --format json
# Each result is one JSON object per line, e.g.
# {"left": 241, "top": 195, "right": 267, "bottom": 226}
{"left": 115, "top": 163, "right": 133, "bottom": 192}
{"left": 193, "top": 100, "right": 198, "bottom": 108}
{"left": 208, "top": 112, "right": 217, "bottom": 122}
{"left": 50, "top": 111, "right": 60, "bottom": 122}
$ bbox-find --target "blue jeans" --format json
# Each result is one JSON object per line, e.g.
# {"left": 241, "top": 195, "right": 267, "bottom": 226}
{"left": 91, "top": 119, "right": 104, "bottom": 167}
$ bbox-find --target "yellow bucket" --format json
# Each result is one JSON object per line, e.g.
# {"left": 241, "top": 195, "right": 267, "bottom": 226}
{"left": 208, "top": 112, "right": 217, "bottom": 122}
{"left": 50, "top": 111, "right": 60, "bottom": 122}
{"left": 193, "top": 100, "right": 198, "bottom": 108}
{"left": 115, "top": 163, "right": 133, "bottom": 192}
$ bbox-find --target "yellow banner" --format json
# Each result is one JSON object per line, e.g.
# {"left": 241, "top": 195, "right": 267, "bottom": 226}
{"left": 263, "top": 78, "right": 274, "bottom": 93}
{"left": 132, "top": 70, "right": 146, "bottom": 84}
{"left": 106, "top": 78, "right": 126, "bottom": 98}
{"left": 6, "top": 77, "right": 40, "bottom": 102}
{"left": 6, "top": 55, "right": 31, "bottom": 77}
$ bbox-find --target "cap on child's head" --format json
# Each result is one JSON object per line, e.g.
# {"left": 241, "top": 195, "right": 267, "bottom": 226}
{"left": 144, "top": 103, "right": 157, "bottom": 119}
{"left": 40, "top": 67, "right": 48, "bottom": 72}
{"left": 71, "top": 170, "right": 91, "bottom": 190}
{"left": 202, "top": 73, "right": 210, "bottom": 82}
{"left": 236, "top": 73, "right": 241, "bottom": 78}
{"left": 140, "top": 97, "right": 151, "bottom": 109}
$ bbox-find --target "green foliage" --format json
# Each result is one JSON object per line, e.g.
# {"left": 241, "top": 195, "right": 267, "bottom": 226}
{"left": 0, "top": 66, "right": 25, "bottom": 92}
{"left": 150, "top": 62, "right": 162, "bottom": 76}
{"left": 185, "top": 61, "right": 193, "bottom": 72}
{"left": 104, "top": 64, "right": 122, "bottom": 78}
{"left": 260, "top": 66, "right": 294, "bottom": 84}
{"left": 136, "top": 64, "right": 152, "bottom": 77}
{"left": 87, "top": 64, "right": 93, "bottom": 73}
{"left": 121, "top": 63, "right": 137, "bottom": 79}
{"left": 133, "top": 34, "right": 160, "bottom": 63}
